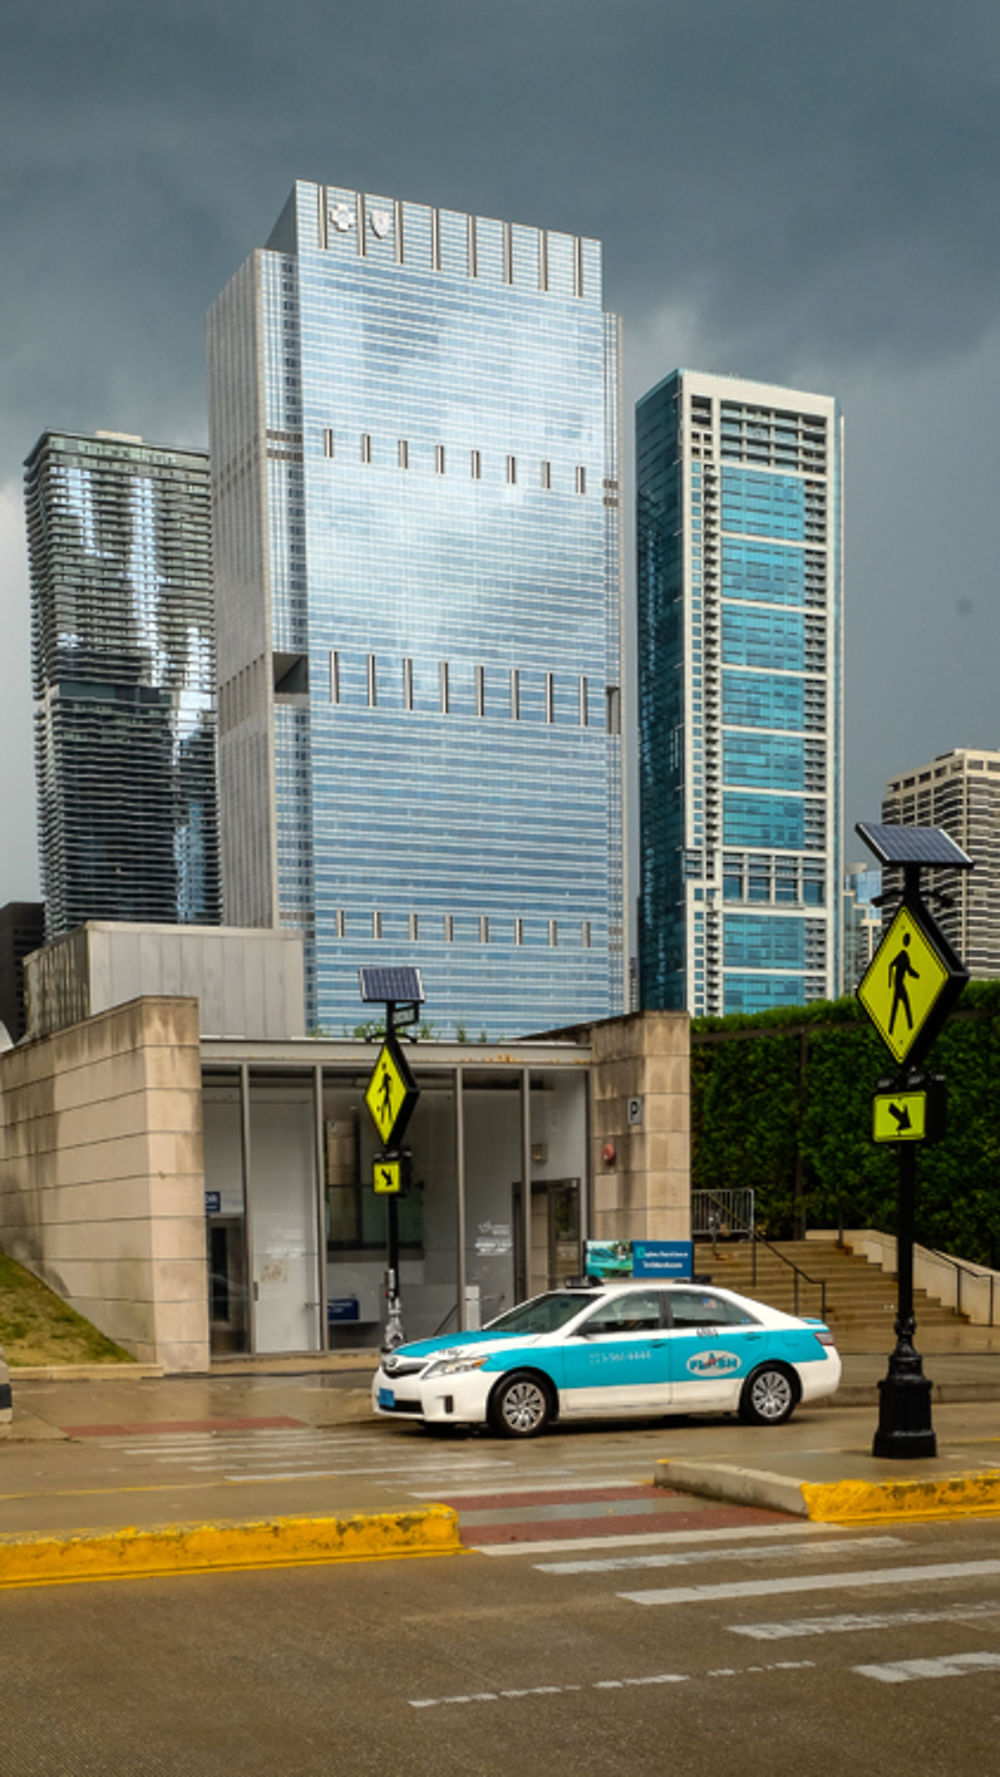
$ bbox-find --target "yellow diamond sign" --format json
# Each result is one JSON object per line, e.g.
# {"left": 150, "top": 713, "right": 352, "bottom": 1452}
{"left": 857, "top": 903, "right": 965, "bottom": 1069}
{"left": 364, "top": 1034, "right": 418, "bottom": 1147}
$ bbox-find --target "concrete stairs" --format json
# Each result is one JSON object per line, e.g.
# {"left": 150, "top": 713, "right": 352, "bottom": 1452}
{"left": 694, "top": 1236, "right": 968, "bottom": 1352}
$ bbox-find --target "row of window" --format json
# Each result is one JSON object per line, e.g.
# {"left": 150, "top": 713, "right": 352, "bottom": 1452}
{"left": 329, "top": 652, "right": 620, "bottom": 730}
{"left": 320, "top": 429, "right": 589, "bottom": 492}
{"left": 335, "top": 911, "right": 593, "bottom": 947}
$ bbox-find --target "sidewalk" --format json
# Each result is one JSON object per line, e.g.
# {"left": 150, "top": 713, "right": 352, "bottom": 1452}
{"left": 0, "top": 1347, "right": 998, "bottom": 1585}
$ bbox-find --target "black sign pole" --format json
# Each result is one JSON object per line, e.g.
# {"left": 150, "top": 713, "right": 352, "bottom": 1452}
{"left": 381, "top": 1000, "right": 405, "bottom": 1352}
{"left": 873, "top": 1132, "right": 935, "bottom": 1458}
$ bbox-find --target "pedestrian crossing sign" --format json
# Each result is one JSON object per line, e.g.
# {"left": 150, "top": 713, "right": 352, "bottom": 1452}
{"left": 364, "top": 1033, "right": 418, "bottom": 1147}
{"left": 857, "top": 902, "right": 966, "bottom": 1069}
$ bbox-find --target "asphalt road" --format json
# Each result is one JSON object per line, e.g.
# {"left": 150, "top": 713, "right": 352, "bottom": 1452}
{"left": 5, "top": 1493, "right": 1000, "bottom": 1774}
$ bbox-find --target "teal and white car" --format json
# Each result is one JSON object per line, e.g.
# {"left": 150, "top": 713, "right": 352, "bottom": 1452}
{"left": 372, "top": 1280, "right": 841, "bottom": 1437}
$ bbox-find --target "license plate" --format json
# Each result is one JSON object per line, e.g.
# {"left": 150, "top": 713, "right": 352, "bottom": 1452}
{"left": 378, "top": 1387, "right": 395, "bottom": 1409}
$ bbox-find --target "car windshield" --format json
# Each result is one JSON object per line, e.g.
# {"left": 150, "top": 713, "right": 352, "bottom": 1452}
{"left": 485, "top": 1292, "right": 595, "bottom": 1335}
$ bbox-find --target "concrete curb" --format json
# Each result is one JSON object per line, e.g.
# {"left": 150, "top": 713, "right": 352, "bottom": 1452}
{"left": 657, "top": 1458, "right": 1000, "bottom": 1523}
{"left": 10, "top": 1364, "right": 165, "bottom": 1382}
{"left": 0, "top": 1505, "right": 462, "bottom": 1589}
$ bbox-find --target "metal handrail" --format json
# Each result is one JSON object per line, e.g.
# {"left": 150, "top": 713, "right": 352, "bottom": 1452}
{"left": 929, "top": 1248, "right": 999, "bottom": 1325}
{"left": 696, "top": 1188, "right": 827, "bottom": 1322}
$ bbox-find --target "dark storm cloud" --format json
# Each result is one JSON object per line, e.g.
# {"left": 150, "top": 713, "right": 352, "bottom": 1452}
{"left": 2, "top": 1, "right": 1000, "bottom": 898}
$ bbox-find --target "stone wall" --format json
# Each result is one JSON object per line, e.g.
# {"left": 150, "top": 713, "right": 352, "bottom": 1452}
{"left": 0, "top": 997, "right": 209, "bottom": 1371}
{"left": 588, "top": 1011, "right": 690, "bottom": 1240}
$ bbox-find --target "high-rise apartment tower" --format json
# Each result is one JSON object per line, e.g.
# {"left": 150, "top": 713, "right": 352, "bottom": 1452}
{"left": 24, "top": 430, "right": 220, "bottom": 938}
{"left": 208, "top": 181, "right": 626, "bottom": 1036}
{"left": 637, "top": 371, "right": 843, "bottom": 1015}
{"left": 882, "top": 746, "right": 1000, "bottom": 976}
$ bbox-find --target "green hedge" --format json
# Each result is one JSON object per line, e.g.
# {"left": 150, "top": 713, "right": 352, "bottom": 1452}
{"left": 691, "top": 979, "right": 1000, "bottom": 1261}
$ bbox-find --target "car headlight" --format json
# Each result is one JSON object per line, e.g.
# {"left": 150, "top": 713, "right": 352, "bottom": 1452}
{"left": 422, "top": 1353, "right": 490, "bottom": 1378}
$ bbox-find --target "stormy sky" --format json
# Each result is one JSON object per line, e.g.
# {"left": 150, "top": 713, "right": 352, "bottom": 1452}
{"left": 2, "top": 1, "right": 998, "bottom": 905}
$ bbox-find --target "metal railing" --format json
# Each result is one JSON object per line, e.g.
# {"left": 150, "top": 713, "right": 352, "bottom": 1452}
{"left": 691, "top": 1188, "right": 755, "bottom": 1241}
{"left": 930, "top": 1249, "right": 999, "bottom": 1326}
{"left": 694, "top": 1188, "right": 827, "bottom": 1322}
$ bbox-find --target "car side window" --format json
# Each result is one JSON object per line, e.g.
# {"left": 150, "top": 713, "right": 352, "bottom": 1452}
{"left": 580, "top": 1292, "right": 664, "bottom": 1336}
{"left": 667, "top": 1291, "right": 759, "bottom": 1329}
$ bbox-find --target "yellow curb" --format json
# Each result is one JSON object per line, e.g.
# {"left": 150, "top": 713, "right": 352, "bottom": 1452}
{"left": 801, "top": 1471, "right": 1000, "bottom": 1523}
{"left": 0, "top": 1505, "right": 461, "bottom": 1589}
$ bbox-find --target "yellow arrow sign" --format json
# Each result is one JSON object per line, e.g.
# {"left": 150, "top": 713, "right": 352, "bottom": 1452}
{"left": 872, "top": 1090, "right": 928, "bottom": 1143}
{"left": 857, "top": 904, "right": 955, "bottom": 1068}
{"left": 364, "top": 1036, "right": 417, "bottom": 1146}
{"left": 373, "top": 1156, "right": 403, "bottom": 1194}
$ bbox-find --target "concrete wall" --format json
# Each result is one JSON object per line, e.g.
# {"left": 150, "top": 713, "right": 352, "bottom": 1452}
{"left": 0, "top": 997, "right": 209, "bottom": 1371}
{"left": 588, "top": 1011, "right": 690, "bottom": 1240}
{"left": 25, "top": 923, "right": 305, "bottom": 1044}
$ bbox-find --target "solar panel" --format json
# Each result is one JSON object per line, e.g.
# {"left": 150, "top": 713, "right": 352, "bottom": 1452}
{"left": 358, "top": 966, "right": 425, "bottom": 1004}
{"left": 856, "top": 822, "right": 974, "bottom": 870}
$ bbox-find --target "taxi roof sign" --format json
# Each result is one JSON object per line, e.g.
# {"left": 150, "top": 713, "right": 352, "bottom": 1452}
{"left": 857, "top": 901, "right": 967, "bottom": 1069}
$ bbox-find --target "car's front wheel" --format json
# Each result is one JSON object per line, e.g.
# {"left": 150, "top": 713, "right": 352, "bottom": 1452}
{"left": 488, "top": 1371, "right": 554, "bottom": 1438}
{"left": 739, "top": 1362, "right": 798, "bottom": 1426}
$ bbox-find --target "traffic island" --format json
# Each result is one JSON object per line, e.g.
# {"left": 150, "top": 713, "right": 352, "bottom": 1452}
{"left": 0, "top": 1504, "right": 462, "bottom": 1588}
{"left": 657, "top": 1457, "right": 1000, "bottom": 1522}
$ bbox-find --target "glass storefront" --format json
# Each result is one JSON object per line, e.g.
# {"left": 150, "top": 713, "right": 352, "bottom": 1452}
{"left": 202, "top": 1053, "right": 589, "bottom": 1357}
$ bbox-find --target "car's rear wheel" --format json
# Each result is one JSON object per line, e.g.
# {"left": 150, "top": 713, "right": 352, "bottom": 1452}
{"left": 488, "top": 1371, "right": 554, "bottom": 1438}
{"left": 739, "top": 1362, "right": 797, "bottom": 1426}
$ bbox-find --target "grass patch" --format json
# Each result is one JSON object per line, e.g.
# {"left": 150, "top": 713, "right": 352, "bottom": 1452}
{"left": 0, "top": 1252, "right": 134, "bottom": 1367}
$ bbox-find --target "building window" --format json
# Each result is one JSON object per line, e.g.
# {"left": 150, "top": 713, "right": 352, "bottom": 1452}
{"left": 548, "top": 919, "right": 558, "bottom": 947}
{"left": 514, "top": 917, "right": 524, "bottom": 946}
{"left": 330, "top": 650, "right": 340, "bottom": 704}
{"left": 435, "top": 444, "right": 446, "bottom": 475}
{"left": 470, "top": 449, "right": 481, "bottom": 480}
{"left": 479, "top": 915, "right": 489, "bottom": 944}
{"left": 541, "top": 460, "right": 551, "bottom": 490}
{"left": 510, "top": 668, "right": 520, "bottom": 719}
{"left": 506, "top": 455, "right": 517, "bottom": 486}
{"left": 576, "top": 465, "right": 587, "bottom": 495}
{"left": 323, "top": 428, "right": 335, "bottom": 459}
{"left": 366, "top": 654, "right": 377, "bottom": 707}
{"left": 335, "top": 909, "right": 345, "bottom": 938}
{"left": 606, "top": 685, "right": 621, "bottom": 734}
{"left": 409, "top": 913, "right": 419, "bottom": 941}
{"left": 444, "top": 913, "right": 454, "bottom": 942}
{"left": 475, "top": 664, "right": 485, "bottom": 717}
{"left": 439, "top": 661, "right": 450, "bottom": 713}
{"left": 581, "top": 920, "right": 591, "bottom": 948}
{"left": 402, "top": 657, "right": 413, "bottom": 711}
{"left": 398, "top": 439, "right": 409, "bottom": 469}
{"left": 545, "top": 672, "right": 554, "bottom": 723}
{"left": 579, "top": 675, "right": 589, "bottom": 727}
{"left": 360, "top": 432, "right": 372, "bottom": 464}
{"left": 372, "top": 911, "right": 382, "bottom": 939}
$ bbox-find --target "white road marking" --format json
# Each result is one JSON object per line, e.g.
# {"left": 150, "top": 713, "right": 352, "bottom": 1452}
{"left": 534, "top": 1535, "right": 904, "bottom": 1575}
{"left": 620, "top": 1559, "right": 1000, "bottom": 1607}
{"left": 475, "top": 1522, "right": 844, "bottom": 1558}
{"left": 730, "top": 1600, "right": 1000, "bottom": 1640}
{"left": 854, "top": 1652, "right": 1000, "bottom": 1684}
{"left": 408, "top": 1661, "right": 815, "bottom": 1709}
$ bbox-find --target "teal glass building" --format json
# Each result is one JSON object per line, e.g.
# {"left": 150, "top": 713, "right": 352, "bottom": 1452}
{"left": 24, "top": 429, "right": 220, "bottom": 938}
{"left": 637, "top": 371, "right": 843, "bottom": 1016}
{"left": 208, "top": 182, "right": 625, "bottom": 1037}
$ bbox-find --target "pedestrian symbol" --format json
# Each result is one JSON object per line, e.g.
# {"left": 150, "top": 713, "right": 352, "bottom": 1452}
{"left": 363, "top": 1033, "right": 418, "bottom": 1147}
{"left": 857, "top": 904, "right": 962, "bottom": 1068}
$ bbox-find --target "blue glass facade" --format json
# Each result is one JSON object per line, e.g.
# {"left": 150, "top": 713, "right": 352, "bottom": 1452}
{"left": 24, "top": 430, "right": 220, "bottom": 938}
{"left": 209, "top": 184, "right": 625, "bottom": 1037}
{"left": 636, "top": 371, "right": 843, "bottom": 1017}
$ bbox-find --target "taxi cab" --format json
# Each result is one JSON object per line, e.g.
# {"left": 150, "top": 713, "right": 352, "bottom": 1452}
{"left": 372, "top": 1279, "right": 841, "bottom": 1437}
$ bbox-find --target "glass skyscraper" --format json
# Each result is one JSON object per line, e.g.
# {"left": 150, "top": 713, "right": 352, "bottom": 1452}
{"left": 208, "top": 181, "right": 625, "bottom": 1037}
{"left": 637, "top": 371, "right": 843, "bottom": 1016}
{"left": 24, "top": 429, "right": 220, "bottom": 938}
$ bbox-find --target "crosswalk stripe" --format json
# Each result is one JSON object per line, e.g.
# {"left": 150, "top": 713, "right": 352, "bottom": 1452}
{"left": 619, "top": 1559, "right": 1000, "bottom": 1607}
{"left": 730, "top": 1600, "right": 1000, "bottom": 1641}
{"left": 854, "top": 1652, "right": 1000, "bottom": 1684}
{"left": 534, "top": 1535, "right": 904, "bottom": 1575}
{"left": 475, "top": 1522, "right": 846, "bottom": 1558}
